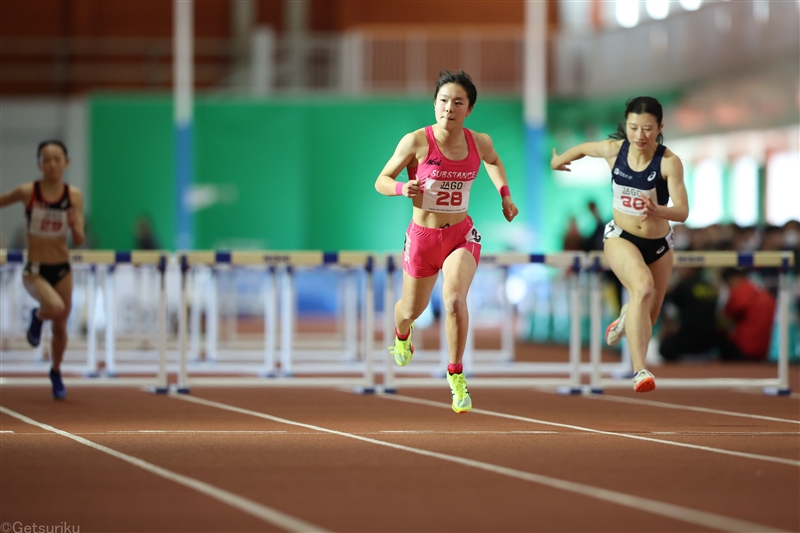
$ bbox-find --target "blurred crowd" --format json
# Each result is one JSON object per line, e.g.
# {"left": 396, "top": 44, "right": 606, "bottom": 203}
{"left": 659, "top": 219, "right": 799, "bottom": 362}
{"left": 564, "top": 202, "right": 800, "bottom": 362}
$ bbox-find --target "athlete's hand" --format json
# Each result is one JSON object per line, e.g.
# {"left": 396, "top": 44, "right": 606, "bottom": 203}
{"left": 403, "top": 179, "right": 422, "bottom": 197}
{"left": 502, "top": 196, "right": 518, "bottom": 222}
{"left": 551, "top": 149, "right": 571, "bottom": 172}
{"left": 639, "top": 195, "right": 660, "bottom": 222}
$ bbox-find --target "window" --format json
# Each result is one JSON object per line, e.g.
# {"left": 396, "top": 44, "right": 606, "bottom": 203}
{"left": 679, "top": 0, "right": 702, "bottom": 11}
{"left": 731, "top": 156, "right": 759, "bottom": 227}
{"left": 766, "top": 152, "right": 800, "bottom": 226}
{"left": 646, "top": 0, "right": 670, "bottom": 20}
{"left": 615, "top": 0, "right": 639, "bottom": 28}
{"left": 687, "top": 159, "right": 724, "bottom": 227}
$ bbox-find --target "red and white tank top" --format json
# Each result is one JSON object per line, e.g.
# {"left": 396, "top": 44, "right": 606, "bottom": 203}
{"left": 26, "top": 181, "right": 71, "bottom": 239}
{"left": 410, "top": 126, "right": 481, "bottom": 214}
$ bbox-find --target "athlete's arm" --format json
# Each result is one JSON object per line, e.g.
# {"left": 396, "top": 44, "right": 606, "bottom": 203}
{"left": 67, "top": 186, "right": 85, "bottom": 247}
{"left": 641, "top": 152, "right": 689, "bottom": 223}
{"left": 551, "top": 140, "right": 620, "bottom": 171}
{"left": 375, "top": 133, "right": 422, "bottom": 198}
{"left": 0, "top": 184, "right": 29, "bottom": 208}
{"left": 474, "top": 132, "right": 518, "bottom": 222}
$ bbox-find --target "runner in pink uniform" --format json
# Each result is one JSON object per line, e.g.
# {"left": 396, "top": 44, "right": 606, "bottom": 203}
{"left": 375, "top": 70, "right": 519, "bottom": 413}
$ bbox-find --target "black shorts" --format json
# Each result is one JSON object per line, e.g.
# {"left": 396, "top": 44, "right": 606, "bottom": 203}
{"left": 24, "top": 262, "right": 71, "bottom": 287}
{"left": 603, "top": 221, "right": 674, "bottom": 265}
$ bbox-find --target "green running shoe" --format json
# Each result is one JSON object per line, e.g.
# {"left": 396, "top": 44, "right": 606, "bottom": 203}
{"left": 446, "top": 372, "right": 472, "bottom": 413}
{"left": 389, "top": 323, "right": 414, "bottom": 366}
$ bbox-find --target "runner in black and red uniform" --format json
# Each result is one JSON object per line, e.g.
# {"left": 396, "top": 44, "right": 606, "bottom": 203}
{"left": 0, "top": 140, "right": 85, "bottom": 399}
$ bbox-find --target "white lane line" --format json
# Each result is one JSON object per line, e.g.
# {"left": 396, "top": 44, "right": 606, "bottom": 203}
{"left": 105, "top": 430, "right": 289, "bottom": 434}
{"left": 0, "top": 406, "right": 328, "bottom": 533}
{"left": 4, "top": 429, "right": 798, "bottom": 438}
{"left": 378, "top": 430, "right": 559, "bottom": 435}
{"left": 170, "top": 393, "right": 787, "bottom": 533}
{"left": 379, "top": 394, "right": 800, "bottom": 467}
{"left": 0, "top": 430, "right": 14, "bottom": 433}
{"left": 587, "top": 394, "right": 800, "bottom": 424}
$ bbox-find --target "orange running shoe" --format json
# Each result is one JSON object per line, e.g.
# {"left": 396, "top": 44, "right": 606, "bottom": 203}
{"left": 632, "top": 369, "right": 656, "bottom": 393}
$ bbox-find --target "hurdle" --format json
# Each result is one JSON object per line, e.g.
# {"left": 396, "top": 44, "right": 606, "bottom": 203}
{"left": 0, "top": 249, "right": 169, "bottom": 391}
{"left": 587, "top": 250, "right": 795, "bottom": 394}
{"left": 174, "top": 250, "right": 376, "bottom": 392}
{"left": 381, "top": 251, "right": 587, "bottom": 392}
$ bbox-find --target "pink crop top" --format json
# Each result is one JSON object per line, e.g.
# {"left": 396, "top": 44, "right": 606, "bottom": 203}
{"left": 409, "top": 126, "right": 481, "bottom": 214}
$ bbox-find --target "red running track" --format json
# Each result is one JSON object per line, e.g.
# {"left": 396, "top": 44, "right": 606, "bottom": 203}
{"left": 1, "top": 363, "right": 799, "bottom": 533}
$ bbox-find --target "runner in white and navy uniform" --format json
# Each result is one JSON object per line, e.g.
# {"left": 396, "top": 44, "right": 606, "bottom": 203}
{"left": 0, "top": 141, "right": 86, "bottom": 399}
{"left": 375, "top": 70, "right": 518, "bottom": 413}
{"left": 551, "top": 97, "right": 689, "bottom": 394}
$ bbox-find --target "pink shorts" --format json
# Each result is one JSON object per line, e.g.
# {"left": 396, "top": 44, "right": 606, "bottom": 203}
{"left": 402, "top": 216, "right": 482, "bottom": 278}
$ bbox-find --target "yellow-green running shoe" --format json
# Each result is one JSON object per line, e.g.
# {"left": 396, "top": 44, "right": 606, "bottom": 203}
{"left": 446, "top": 372, "right": 472, "bottom": 413}
{"left": 389, "top": 323, "right": 414, "bottom": 366}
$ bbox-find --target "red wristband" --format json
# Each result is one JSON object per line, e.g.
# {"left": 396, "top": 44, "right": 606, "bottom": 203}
{"left": 499, "top": 185, "right": 510, "bottom": 198}
{"left": 395, "top": 182, "right": 404, "bottom": 196}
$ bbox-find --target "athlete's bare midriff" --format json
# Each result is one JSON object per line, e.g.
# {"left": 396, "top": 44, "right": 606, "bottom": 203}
{"left": 411, "top": 205, "right": 468, "bottom": 228}
{"left": 612, "top": 210, "right": 671, "bottom": 239}
{"left": 26, "top": 234, "right": 70, "bottom": 264}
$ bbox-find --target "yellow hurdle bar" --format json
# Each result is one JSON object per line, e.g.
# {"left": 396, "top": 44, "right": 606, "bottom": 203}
{"left": 0, "top": 249, "right": 167, "bottom": 266}
{"left": 178, "top": 250, "right": 374, "bottom": 268}
{"left": 587, "top": 250, "right": 794, "bottom": 270}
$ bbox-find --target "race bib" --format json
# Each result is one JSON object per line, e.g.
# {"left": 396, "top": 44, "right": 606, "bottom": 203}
{"left": 420, "top": 179, "right": 472, "bottom": 213}
{"left": 612, "top": 181, "right": 657, "bottom": 216}
{"left": 29, "top": 205, "right": 69, "bottom": 238}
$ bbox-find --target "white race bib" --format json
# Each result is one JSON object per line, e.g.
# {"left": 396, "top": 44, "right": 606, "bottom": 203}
{"left": 612, "top": 181, "right": 657, "bottom": 216}
{"left": 29, "top": 205, "right": 69, "bottom": 238}
{"left": 420, "top": 179, "right": 472, "bottom": 213}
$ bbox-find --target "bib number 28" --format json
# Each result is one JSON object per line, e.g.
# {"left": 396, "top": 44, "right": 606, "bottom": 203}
{"left": 436, "top": 191, "right": 463, "bottom": 206}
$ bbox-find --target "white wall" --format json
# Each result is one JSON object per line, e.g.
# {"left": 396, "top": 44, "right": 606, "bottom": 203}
{"left": 0, "top": 98, "right": 88, "bottom": 248}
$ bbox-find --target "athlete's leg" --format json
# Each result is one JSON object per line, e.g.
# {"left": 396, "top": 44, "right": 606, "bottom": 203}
{"left": 441, "top": 248, "right": 478, "bottom": 365}
{"left": 22, "top": 272, "right": 67, "bottom": 322}
{"left": 395, "top": 271, "right": 438, "bottom": 335}
{"left": 49, "top": 271, "right": 74, "bottom": 372}
{"left": 647, "top": 249, "right": 673, "bottom": 325}
{"left": 604, "top": 238, "right": 655, "bottom": 373}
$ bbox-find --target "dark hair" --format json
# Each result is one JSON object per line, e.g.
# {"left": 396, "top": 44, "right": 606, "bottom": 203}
{"left": 37, "top": 140, "right": 68, "bottom": 160}
{"left": 608, "top": 96, "right": 664, "bottom": 144}
{"left": 720, "top": 267, "right": 746, "bottom": 282}
{"left": 434, "top": 69, "right": 477, "bottom": 108}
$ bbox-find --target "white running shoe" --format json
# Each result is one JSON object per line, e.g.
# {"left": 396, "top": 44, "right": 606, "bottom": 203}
{"left": 605, "top": 303, "right": 628, "bottom": 347}
{"left": 632, "top": 368, "right": 656, "bottom": 393}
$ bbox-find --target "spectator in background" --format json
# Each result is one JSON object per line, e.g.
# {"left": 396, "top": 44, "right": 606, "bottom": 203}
{"left": 134, "top": 214, "right": 159, "bottom": 250}
{"left": 782, "top": 219, "right": 800, "bottom": 278}
{"left": 672, "top": 224, "right": 691, "bottom": 251}
{"left": 562, "top": 216, "right": 583, "bottom": 251}
{"left": 582, "top": 200, "right": 605, "bottom": 252}
{"left": 718, "top": 267, "right": 776, "bottom": 361}
{"left": 758, "top": 225, "right": 785, "bottom": 297}
{"left": 659, "top": 266, "right": 719, "bottom": 361}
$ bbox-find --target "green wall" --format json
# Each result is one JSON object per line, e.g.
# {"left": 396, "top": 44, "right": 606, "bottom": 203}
{"left": 90, "top": 95, "right": 525, "bottom": 252}
{"left": 90, "top": 96, "right": 176, "bottom": 250}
